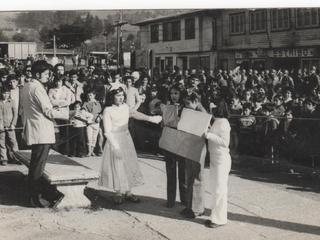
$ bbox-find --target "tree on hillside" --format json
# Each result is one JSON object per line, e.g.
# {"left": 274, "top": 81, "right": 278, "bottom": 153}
{"left": 14, "top": 11, "right": 55, "bottom": 31}
{"left": 0, "top": 31, "right": 9, "bottom": 41}
{"left": 12, "top": 33, "right": 29, "bottom": 42}
{"left": 14, "top": 11, "right": 85, "bottom": 31}
{"left": 39, "top": 12, "right": 104, "bottom": 49}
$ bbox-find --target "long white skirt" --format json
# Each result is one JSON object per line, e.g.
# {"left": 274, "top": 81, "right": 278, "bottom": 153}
{"left": 98, "top": 130, "right": 144, "bottom": 193}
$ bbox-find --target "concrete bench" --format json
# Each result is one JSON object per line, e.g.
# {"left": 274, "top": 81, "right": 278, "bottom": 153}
{"left": 15, "top": 149, "right": 99, "bottom": 208}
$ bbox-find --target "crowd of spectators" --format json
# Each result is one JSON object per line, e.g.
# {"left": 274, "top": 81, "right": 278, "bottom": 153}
{"left": 0, "top": 57, "right": 320, "bottom": 167}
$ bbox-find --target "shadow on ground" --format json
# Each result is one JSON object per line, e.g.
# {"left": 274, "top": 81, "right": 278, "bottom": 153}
{"left": 84, "top": 187, "right": 207, "bottom": 225}
{"left": 231, "top": 160, "right": 320, "bottom": 195}
{"left": 85, "top": 187, "right": 320, "bottom": 236}
{"left": 0, "top": 169, "right": 29, "bottom": 207}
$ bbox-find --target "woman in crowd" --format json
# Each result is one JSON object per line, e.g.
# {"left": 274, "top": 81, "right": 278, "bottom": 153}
{"left": 99, "top": 87, "right": 161, "bottom": 204}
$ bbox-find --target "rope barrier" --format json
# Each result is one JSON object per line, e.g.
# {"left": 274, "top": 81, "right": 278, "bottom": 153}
{"left": 0, "top": 123, "right": 75, "bottom": 133}
{"left": 228, "top": 114, "right": 320, "bottom": 121}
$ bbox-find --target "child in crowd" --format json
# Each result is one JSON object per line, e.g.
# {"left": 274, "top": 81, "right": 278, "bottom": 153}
{"left": 65, "top": 70, "right": 84, "bottom": 103}
{"left": 148, "top": 86, "right": 162, "bottom": 115}
{"left": 277, "top": 109, "right": 298, "bottom": 162}
{"left": 238, "top": 103, "right": 256, "bottom": 154}
{"left": 0, "top": 87, "right": 18, "bottom": 165}
{"left": 69, "top": 101, "right": 93, "bottom": 158}
{"left": 258, "top": 103, "right": 279, "bottom": 158}
{"left": 83, "top": 90, "right": 102, "bottom": 157}
{"left": 272, "top": 95, "right": 285, "bottom": 120}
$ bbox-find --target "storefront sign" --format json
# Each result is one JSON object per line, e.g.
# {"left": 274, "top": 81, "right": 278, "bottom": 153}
{"left": 235, "top": 48, "right": 317, "bottom": 59}
{"left": 235, "top": 49, "right": 267, "bottom": 59}
{"left": 269, "top": 48, "right": 316, "bottom": 58}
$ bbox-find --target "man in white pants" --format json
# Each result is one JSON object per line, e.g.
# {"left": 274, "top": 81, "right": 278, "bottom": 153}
{"left": 205, "top": 117, "right": 232, "bottom": 228}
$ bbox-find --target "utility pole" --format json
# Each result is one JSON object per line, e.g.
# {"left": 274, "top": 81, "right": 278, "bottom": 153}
{"left": 53, "top": 34, "right": 56, "bottom": 57}
{"left": 52, "top": 34, "right": 58, "bottom": 66}
{"left": 114, "top": 10, "right": 127, "bottom": 75}
{"left": 103, "top": 20, "right": 107, "bottom": 52}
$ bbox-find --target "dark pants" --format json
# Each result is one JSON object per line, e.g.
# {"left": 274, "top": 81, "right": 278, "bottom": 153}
{"left": 165, "top": 152, "right": 186, "bottom": 206}
{"left": 28, "top": 144, "right": 51, "bottom": 199}
{"left": 70, "top": 127, "right": 86, "bottom": 157}
{"left": 54, "top": 119, "right": 69, "bottom": 155}
{"left": 185, "top": 160, "right": 200, "bottom": 209}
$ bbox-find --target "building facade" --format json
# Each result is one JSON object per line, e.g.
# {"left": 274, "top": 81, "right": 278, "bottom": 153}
{"left": 135, "top": 8, "right": 320, "bottom": 72}
{"left": 134, "top": 10, "right": 219, "bottom": 73}
{"left": 219, "top": 8, "right": 320, "bottom": 71}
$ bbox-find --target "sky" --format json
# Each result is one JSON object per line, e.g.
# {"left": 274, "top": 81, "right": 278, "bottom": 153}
{"left": 0, "top": 0, "right": 319, "bottom": 11}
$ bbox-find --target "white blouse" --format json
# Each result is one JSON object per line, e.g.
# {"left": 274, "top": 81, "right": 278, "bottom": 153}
{"left": 207, "top": 118, "right": 231, "bottom": 157}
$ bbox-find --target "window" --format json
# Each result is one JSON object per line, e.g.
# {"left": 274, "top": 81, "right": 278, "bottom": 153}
{"left": 200, "top": 56, "right": 210, "bottom": 70}
{"left": 212, "top": 19, "right": 217, "bottom": 49}
{"left": 189, "top": 57, "right": 200, "bottom": 69}
{"left": 271, "top": 9, "right": 290, "bottom": 31}
{"left": 188, "top": 56, "right": 210, "bottom": 70}
{"left": 150, "top": 24, "right": 159, "bottom": 43}
{"left": 250, "top": 10, "right": 267, "bottom": 33}
{"left": 165, "top": 57, "right": 173, "bottom": 71}
{"left": 163, "top": 20, "right": 181, "bottom": 41}
{"left": 230, "top": 12, "right": 245, "bottom": 34}
{"left": 185, "top": 18, "right": 195, "bottom": 39}
{"left": 296, "top": 8, "right": 320, "bottom": 28}
{"left": 155, "top": 57, "right": 160, "bottom": 67}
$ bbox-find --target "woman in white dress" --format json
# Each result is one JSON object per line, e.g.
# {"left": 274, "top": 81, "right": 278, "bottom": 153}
{"left": 99, "top": 87, "right": 161, "bottom": 204}
{"left": 204, "top": 116, "right": 232, "bottom": 228}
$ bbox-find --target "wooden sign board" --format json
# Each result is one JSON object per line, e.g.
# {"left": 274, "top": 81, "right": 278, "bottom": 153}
{"left": 159, "top": 127, "right": 206, "bottom": 162}
{"left": 177, "top": 108, "right": 212, "bottom": 137}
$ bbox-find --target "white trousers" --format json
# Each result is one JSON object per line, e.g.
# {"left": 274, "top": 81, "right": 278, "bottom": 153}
{"left": 209, "top": 153, "right": 231, "bottom": 225}
{"left": 86, "top": 123, "right": 100, "bottom": 147}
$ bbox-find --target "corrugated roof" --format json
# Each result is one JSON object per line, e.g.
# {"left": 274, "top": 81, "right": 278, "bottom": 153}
{"left": 133, "top": 9, "right": 214, "bottom": 26}
{"left": 36, "top": 49, "right": 74, "bottom": 55}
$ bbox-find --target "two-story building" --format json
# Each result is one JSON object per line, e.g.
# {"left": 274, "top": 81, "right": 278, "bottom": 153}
{"left": 135, "top": 8, "right": 320, "bottom": 72}
{"left": 219, "top": 8, "right": 320, "bottom": 71}
{"left": 134, "top": 10, "right": 219, "bottom": 72}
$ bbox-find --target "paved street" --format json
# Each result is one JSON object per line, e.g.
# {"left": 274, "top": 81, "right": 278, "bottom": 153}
{"left": 0, "top": 154, "right": 319, "bottom": 240}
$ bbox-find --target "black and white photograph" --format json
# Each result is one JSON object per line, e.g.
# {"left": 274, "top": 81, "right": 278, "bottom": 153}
{"left": 0, "top": 1, "right": 319, "bottom": 239}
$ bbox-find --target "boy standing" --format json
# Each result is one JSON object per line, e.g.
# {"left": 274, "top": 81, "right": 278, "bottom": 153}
{"left": 83, "top": 90, "right": 102, "bottom": 157}
{"left": 69, "top": 101, "right": 93, "bottom": 157}
{"left": 0, "top": 87, "right": 18, "bottom": 165}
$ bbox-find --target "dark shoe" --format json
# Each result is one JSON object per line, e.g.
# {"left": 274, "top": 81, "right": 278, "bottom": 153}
{"left": 50, "top": 192, "right": 64, "bottom": 208}
{"left": 180, "top": 208, "right": 195, "bottom": 218}
{"left": 166, "top": 201, "right": 175, "bottom": 208}
{"left": 204, "top": 220, "right": 223, "bottom": 228}
{"left": 180, "top": 208, "right": 189, "bottom": 215}
{"left": 113, "top": 195, "right": 124, "bottom": 205}
{"left": 125, "top": 194, "right": 141, "bottom": 203}
{"left": 30, "top": 195, "right": 50, "bottom": 208}
{"left": 1, "top": 161, "right": 8, "bottom": 166}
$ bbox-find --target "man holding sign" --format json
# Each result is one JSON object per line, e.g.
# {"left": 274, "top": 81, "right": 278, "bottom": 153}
{"left": 159, "top": 89, "right": 212, "bottom": 218}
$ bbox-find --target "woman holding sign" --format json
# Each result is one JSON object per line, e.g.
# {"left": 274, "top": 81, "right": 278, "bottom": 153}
{"left": 159, "top": 84, "right": 186, "bottom": 208}
{"left": 204, "top": 114, "right": 232, "bottom": 228}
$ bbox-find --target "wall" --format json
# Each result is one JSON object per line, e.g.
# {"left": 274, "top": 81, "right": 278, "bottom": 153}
{"left": 221, "top": 9, "right": 320, "bottom": 50}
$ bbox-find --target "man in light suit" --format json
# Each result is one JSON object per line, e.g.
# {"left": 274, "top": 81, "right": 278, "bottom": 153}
{"left": 21, "top": 60, "right": 68, "bottom": 207}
